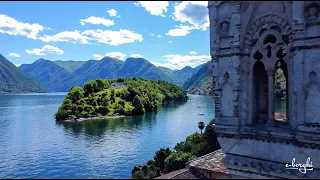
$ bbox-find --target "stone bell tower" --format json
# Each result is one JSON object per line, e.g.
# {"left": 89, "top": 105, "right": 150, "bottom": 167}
{"left": 209, "top": 1, "right": 320, "bottom": 178}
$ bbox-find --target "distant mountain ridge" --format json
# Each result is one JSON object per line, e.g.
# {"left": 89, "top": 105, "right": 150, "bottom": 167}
{"left": 54, "top": 60, "right": 86, "bottom": 73}
{"left": 182, "top": 61, "right": 213, "bottom": 95}
{"left": 19, "top": 56, "right": 201, "bottom": 92}
{"left": 0, "top": 54, "right": 48, "bottom": 93}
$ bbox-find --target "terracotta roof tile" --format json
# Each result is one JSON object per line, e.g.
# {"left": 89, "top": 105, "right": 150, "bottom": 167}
{"left": 154, "top": 149, "right": 230, "bottom": 179}
{"left": 187, "top": 149, "right": 229, "bottom": 174}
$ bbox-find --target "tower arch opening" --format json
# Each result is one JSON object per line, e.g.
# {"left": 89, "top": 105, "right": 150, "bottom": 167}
{"left": 253, "top": 61, "right": 268, "bottom": 124}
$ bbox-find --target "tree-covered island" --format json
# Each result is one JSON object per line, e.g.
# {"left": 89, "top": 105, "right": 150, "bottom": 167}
{"left": 55, "top": 78, "right": 188, "bottom": 121}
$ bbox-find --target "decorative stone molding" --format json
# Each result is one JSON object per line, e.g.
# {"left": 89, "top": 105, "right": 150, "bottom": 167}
{"left": 291, "top": 44, "right": 320, "bottom": 51}
{"left": 217, "top": 20, "right": 230, "bottom": 37}
{"left": 304, "top": 1, "right": 320, "bottom": 21}
{"left": 214, "top": 131, "right": 320, "bottom": 149}
{"left": 243, "top": 14, "right": 293, "bottom": 52}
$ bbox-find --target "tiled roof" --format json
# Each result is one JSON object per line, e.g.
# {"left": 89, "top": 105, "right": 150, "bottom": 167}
{"left": 187, "top": 149, "right": 229, "bottom": 174}
{"left": 154, "top": 169, "right": 188, "bottom": 179}
{"left": 154, "top": 149, "right": 230, "bottom": 179}
{"left": 154, "top": 168, "right": 204, "bottom": 179}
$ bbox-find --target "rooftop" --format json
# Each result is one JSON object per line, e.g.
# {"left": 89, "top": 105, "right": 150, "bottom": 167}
{"left": 154, "top": 149, "right": 230, "bottom": 179}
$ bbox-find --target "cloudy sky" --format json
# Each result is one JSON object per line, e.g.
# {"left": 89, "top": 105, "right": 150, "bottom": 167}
{"left": 0, "top": 1, "right": 210, "bottom": 70}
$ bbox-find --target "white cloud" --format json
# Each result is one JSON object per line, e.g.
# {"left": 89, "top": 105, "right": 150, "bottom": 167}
{"left": 0, "top": 14, "right": 44, "bottom": 39}
{"left": 166, "top": 25, "right": 195, "bottom": 37}
{"left": 151, "top": 54, "right": 210, "bottom": 70}
{"left": 150, "top": 61, "right": 178, "bottom": 70}
{"left": 39, "top": 30, "right": 89, "bottom": 44}
{"left": 169, "top": 41, "right": 172, "bottom": 43}
{"left": 106, "top": 52, "right": 126, "bottom": 60}
{"left": 8, "top": 53, "right": 20, "bottom": 58}
{"left": 93, "top": 54, "right": 103, "bottom": 60}
{"left": 158, "top": 35, "right": 161, "bottom": 38}
{"left": 93, "top": 52, "right": 127, "bottom": 60}
{"left": 130, "top": 54, "right": 144, "bottom": 58}
{"left": 189, "top": 51, "right": 197, "bottom": 55}
{"left": 107, "top": 9, "right": 120, "bottom": 18}
{"left": 134, "top": 1, "right": 169, "bottom": 17}
{"left": 82, "top": 29, "right": 143, "bottom": 46}
{"left": 39, "top": 29, "right": 143, "bottom": 46}
{"left": 80, "top": 16, "right": 115, "bottom": 27}
{"left": 170, "top": 1, "right": 209, "bottom": 35}
{"left": 14, "top": 64, "right": 22, "bottom": 67}
{"left": 26, "top": 45, "right": 63, "bottom": 56}
{"left": 144, "top": 29, "right": 154, "bottom": 36}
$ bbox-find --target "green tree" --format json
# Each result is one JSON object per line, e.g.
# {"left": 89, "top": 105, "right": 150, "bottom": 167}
{"left": 67, "top": 86, "right": 84, "bottom": 103}
{"left": 77, "top": 105, "right": 84, "bottom": 112}
{"left": 132, "top": 95, "right": 145, "bottom": 115}
{"left": 164, "top": 151, "right": 196, "bottom": 173}
{"left": 153, "top": 148, "right": 172, "bottom": 171}
{"left": 55, "top": 108, "right": 70, "bottom": 121}
{"left": 96, "top": 79, "right": 105, "bottom": 91}
{"left": 174, "top": 141, "right": 192, "bottom": 153}
{"left": 84, "top": 80, "right": 98, "bottom": 95}
{"left": 198, "top": 121, "right": 205, "bottom": 134}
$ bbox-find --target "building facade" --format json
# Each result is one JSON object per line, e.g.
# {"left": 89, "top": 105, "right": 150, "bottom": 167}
{"left": 209, "top": 1, "right": 320, "bottom": 178}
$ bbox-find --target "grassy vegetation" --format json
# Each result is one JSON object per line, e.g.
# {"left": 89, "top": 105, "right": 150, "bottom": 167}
{"left": 55, "top": 78, "right": 188, "bottom": 121}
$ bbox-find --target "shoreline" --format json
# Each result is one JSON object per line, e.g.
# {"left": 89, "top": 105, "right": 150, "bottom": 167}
{"left": 63, "top": 115, "right": 126, "bottom": 123}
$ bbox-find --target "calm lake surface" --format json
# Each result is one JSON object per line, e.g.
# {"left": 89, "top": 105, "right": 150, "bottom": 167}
{"left": 0, "top": 93, "right": 215, "bottom": 178}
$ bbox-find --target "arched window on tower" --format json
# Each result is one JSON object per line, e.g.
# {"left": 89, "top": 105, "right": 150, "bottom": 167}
{"left": 274, "top": 48, "right": 289, "bottom": 123}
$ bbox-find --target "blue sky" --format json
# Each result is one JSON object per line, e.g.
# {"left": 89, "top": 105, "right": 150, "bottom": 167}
{"left": 0, "top": 1, "right": 210, "bottom": 70}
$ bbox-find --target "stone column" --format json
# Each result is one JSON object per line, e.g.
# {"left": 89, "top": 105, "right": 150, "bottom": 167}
{"left": 267, "top": 70, "right": 275, "bottom": 126}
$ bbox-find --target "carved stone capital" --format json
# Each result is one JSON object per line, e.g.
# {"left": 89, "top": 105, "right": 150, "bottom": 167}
{"left": 304, "top": 1, "right": 320, "bottom": 23}
{"left": 217, "top": 20, "right": 230, "bottom": 37}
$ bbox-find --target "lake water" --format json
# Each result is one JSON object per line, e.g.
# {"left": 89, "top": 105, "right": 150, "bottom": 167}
{"left": 0, "top": 93, "right": 215, "bottom": 178}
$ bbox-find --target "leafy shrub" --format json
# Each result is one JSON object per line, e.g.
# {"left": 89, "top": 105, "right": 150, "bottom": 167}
{"left": 164, "top": 151, "right": 196, "bottom": 173}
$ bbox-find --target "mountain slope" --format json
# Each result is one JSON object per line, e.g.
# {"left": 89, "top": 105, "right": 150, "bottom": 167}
{"left": 19, "top": 59, "right": 70, "bottom": 92}
{"left": 0, "top": 54, "right": 47, "bottom": 93}
{"left": 54, "top": 60, "right": 86, "bottom": 73}
{"left": 182, "top": 61, "right": 213, "bottom": 95}
{"left": 172, "top": 66, "right": 196, "bottom": 86}
{"left": 58, "top": 57, "right": 124, "bottom": 91}
{"left": 112, "top": 58, "right": 174, "bottom": 82}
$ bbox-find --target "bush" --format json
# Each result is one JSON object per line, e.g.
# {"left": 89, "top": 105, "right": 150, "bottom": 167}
{"left": 55, "top": 108, "right": 70, "bottom": 121}
{"left": 80, "top": 111, "right": 89, "bottom": 117}
{"left": 132, "top": 95, "right": 145, "bottom": 115}
{"left": 174, "top": 141, "right": 192, "bottom": 153}
{"left": 100, "top": 106, "right": 109, "bottom": 115}
{"left": 77, "top": 105, "right": 84, "bottom": 112}
{"left": 67, "top": 86, "right": 84, "bottom": 103}
{"left": 154, "top": 148, "right": 172, "bottom": 171}
{"left": 164, "top": 151, "right": 196, "bottom": 173}
{"left": 132, "top": 164, "right": 160, "bottom": 179}
{"left": 123, "top": 103, "right": 134, "bottom": 115}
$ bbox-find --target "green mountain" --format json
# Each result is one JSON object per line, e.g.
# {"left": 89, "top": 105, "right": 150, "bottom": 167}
{"left": 19, "top": 57, "right": 200, "bottom": 92}
{"left": 54, "top": 60, "right": 86, "bottom": 73}
{"left": 182, "top": 61, "right": 213, "bottom": 95}
{"left": 19, "top": 59, "right": 70, "bottom": 92}
{"left": 0, "top": 54, "right": 47, "bottom": 93}
{"left": 59, "top": 57, "right": 124, "bottom": 91}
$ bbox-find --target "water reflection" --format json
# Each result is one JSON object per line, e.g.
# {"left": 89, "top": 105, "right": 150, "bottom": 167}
{"left": 57, "top": 110, "right": 160, "bottom": 137}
